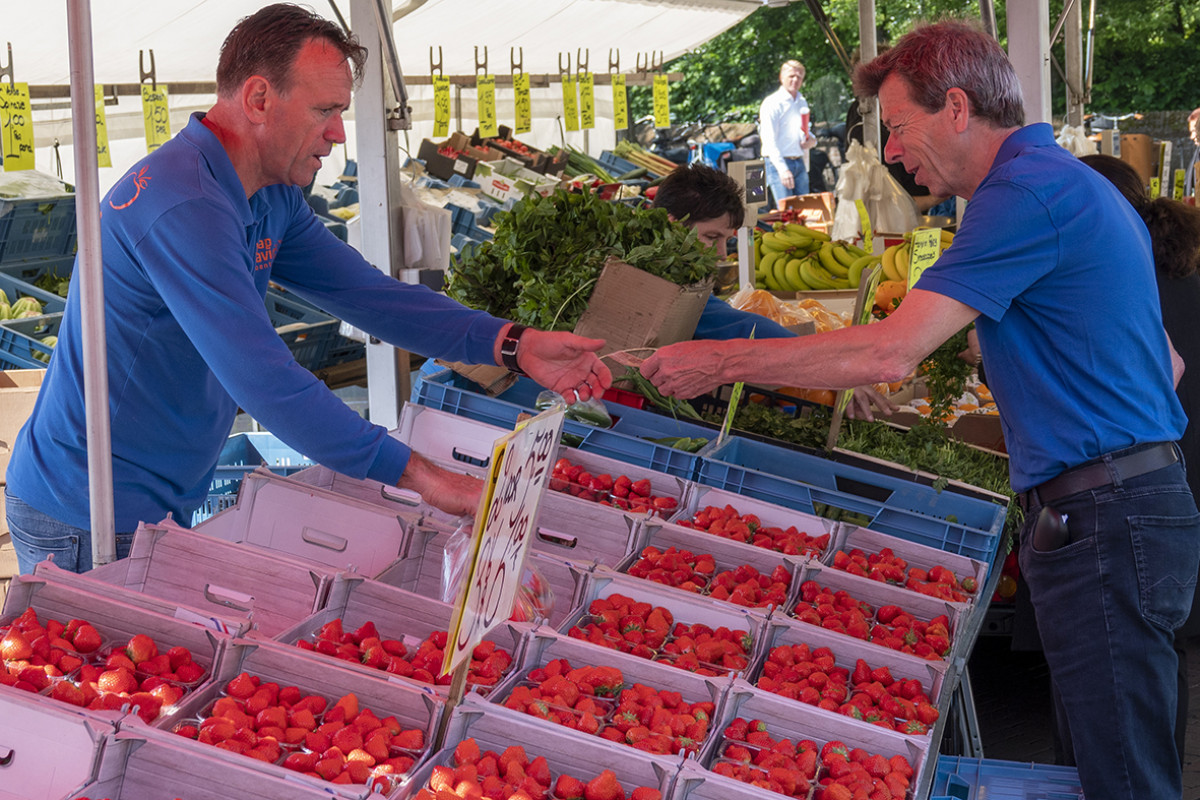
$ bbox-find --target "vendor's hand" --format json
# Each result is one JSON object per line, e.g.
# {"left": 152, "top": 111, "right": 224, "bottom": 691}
{"left": 396, "top": 452, "right": 483, "bottom": 517}
{"left": 845, "top": 385, "right": 898, "bottom": 422}
{"left": 956, "top": 328, "right": 981, "bottom": 369}
{"left": 514, "top": 328, "right": 613, "bottom": 404}
{"left": 639, "top": 340, "right": 728, "bottom": 400}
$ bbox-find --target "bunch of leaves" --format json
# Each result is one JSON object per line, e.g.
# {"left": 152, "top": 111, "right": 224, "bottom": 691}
{"left": 446, "top": 189, "right": 718, "bottom": 331}
{"left": 918, "top": 324, "right": 975, "bottom": 429}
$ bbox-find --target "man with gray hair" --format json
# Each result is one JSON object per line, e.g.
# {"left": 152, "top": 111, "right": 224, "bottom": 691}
{"left": 641, "top": 20, "right": 1198, "bottom": 798}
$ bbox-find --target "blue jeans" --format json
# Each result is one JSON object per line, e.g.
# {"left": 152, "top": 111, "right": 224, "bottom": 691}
{"left": 1019, "top": 451, "right": 1200, "bottom": 800}
{"left": 5, "top": 487, "right": 133, "bottom": 574}
{"left": 764, "top": 157, "right": 809, "bottom": 210}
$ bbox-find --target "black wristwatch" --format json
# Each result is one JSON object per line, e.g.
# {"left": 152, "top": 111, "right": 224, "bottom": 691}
{"left": 500, "top": 324, "right": 529, "bottom": 375}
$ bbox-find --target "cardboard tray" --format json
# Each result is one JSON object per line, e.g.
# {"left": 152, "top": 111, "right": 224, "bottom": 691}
{"left": 85, "top": 519, "right": 338, "bottom": 638}
{"left": 672, "top": 485, "right": 839, "bottom": 559}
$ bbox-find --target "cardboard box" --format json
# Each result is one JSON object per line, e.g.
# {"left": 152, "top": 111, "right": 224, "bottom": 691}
{"left": 473, "top": 157, "right": 561, "bottom": 204}
{"left": 773, "top": 191, "right": 836, "bottom": 233}
{"left": 0, "top": 368, "right": 44, "bottom": 479}
{"left": 417, "top": 132, "right": 487, "bottom": 182}
{"left": 473, "top": 125, "right": 570, "bottom": 176}
{"left": 574, "top": 258, "right": 714, "bottom": 371}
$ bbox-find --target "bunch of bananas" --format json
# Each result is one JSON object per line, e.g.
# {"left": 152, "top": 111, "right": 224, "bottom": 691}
{"left": 879, "top": 228, "right": 955, "bottom": 283}
{"left": 753, "top": 223, "right": 882, "bottom": 292}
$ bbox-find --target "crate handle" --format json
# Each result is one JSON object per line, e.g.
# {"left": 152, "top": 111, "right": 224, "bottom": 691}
{"left": 0, "top": 745, "right": 11, "bottom": 766}
{"left": 380, "top": 485, "right": 423, "bottom": 506}
{"left": 301, "top": 526, "right": 348, "bottom": 552}
{"left": 203, "top": 584, "right": 254, "bottom": 612}
{"left": 451, "top": 446, "right": 490, "bottom": 469}
{"left": 535, "top": 528, "right": 578, "bottom": 549}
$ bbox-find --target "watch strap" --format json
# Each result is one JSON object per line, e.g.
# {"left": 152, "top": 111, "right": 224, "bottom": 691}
{"left": 500, "top": 324, "right": 528, "bottom": 375}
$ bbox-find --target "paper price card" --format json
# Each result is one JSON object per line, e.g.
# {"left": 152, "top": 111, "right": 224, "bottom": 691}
{"left": 442, "top": 405, "right": 565, "bottom": 677}
{"left": 854, "top": 199, "right": 874, "bottom": 254}
{"left": 1175, "top": 168, "right": 1186, "bottom": 201}
{"left": 433, "top": 75, "right": 451, "bottom": 138}
{"left": 908, "top": 227, "right": 943, "bottom": 290}
{"left": 1150, "top": 176, "right": 1161, "bottom": 199}
{"left": 513, "top": 72, "right": 532, "bottom": 135}
{"left": 94, "top": 85, "right": 112, "bottom": 168}
{"left": 611, "top": 73, "right": 628, "bottom": 130}
{"left": 0, "top": 83, "right": 35, "bottom": 171}
{"left": 141, "top": 84, "right": 171, "bottom": 153}
{"left": 561, "top": 74, "right": 580, "bottom": 132}
{"left": 477, "top": 74, "right": 498, "bottom": 139}
{"left": 652, "top": 74, "right": 670, "bottom": 129}
{"left": 578, "top": 72, "right": 595, "bottom": 130}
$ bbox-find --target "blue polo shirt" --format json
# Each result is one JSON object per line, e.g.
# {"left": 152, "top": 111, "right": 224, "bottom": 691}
{"left": 915, "top": 123, "right": 1185, "bottom": 492}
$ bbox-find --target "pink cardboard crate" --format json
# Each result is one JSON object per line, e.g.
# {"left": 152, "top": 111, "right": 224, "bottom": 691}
{"left": 0, "top": 687, "right": 115, "bottom": 800}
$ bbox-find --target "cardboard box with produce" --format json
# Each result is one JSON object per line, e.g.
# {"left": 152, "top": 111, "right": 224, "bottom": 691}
{"left": 472, "top": 125, "right": 569, "bottom": 176}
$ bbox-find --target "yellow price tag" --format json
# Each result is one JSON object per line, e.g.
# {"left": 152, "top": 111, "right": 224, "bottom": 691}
{"left": 1174, "top": 168, "right": 1186, "bottom": 201}
{"left": 140, "top": 84, "right": 171, "bottom": 153}
{"left": 652, "top": 74, "right": 670, "bottom": 129}
{"left": 854, "top": 199, "right": 873, "bottom": 254}
{"left": 477, "top": 74, "right": 498, "bottom": 139}
{"left": 94, "top": 85, "right": 112, "bottom": 169}
{"left": 908, "top": 227, "right": 943, "bottom": 290}
{"left": 1150, "top": 176, "right": 1161, "bottom": 199}
{"left": 611, "top": 74, "right": 628, "bottom": 130}
{"left": 432, "top": 75, "right": 451, "bottom": 138}
{"left": 561, "top": 75, "right": 579, "bottom": 132}
{"left": 513, "top": 72, "right": 532, "bottom": 135}
{"left": 0, "top": 83, "right": 35, "bottom": 171}
{"left": 578, "top": 72, "right": 595, "bottom": 130}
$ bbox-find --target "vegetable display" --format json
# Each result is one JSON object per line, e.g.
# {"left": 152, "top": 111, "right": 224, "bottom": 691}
{"left": 446, "top": 189, "right": 718, "bottom": 331}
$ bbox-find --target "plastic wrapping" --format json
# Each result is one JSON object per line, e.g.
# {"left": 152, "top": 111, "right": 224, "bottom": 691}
{"left": 726, "top": 286, "right": 816, "bottom": 329}
{"left": 1055, "top": 124, "right": 1097, "bottom": 158}
{"left": 440, "top": 518, "right": 555, "bottom": 622}
{"left": 831, "top": 139, "right": 921, "bottom": 241}
{"left": 535, "top": 389, "right": 613, "bottom": 428}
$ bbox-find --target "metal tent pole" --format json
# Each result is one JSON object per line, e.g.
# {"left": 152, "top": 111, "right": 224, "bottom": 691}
{"left": 66, "top": 0, "right": 116, "bottom": 566}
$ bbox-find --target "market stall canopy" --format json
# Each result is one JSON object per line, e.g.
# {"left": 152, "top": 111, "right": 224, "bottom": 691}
{"left": 19, "top": 0, "right": 761, "bottom": 86}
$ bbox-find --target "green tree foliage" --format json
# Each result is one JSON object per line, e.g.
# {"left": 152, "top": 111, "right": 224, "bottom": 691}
{"left": 628, "top": 0, "right": 1200, "bottom": 128}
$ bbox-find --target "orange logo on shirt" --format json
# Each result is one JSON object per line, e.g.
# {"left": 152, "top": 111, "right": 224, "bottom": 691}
{"left": 109, "top": 166, "right": 151, "bottom": 210}
{"left": 255, "top": 237, "right": 278, "bottom": 270}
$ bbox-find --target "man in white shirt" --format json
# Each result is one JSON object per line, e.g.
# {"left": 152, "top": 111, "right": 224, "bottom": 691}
{"left": 1185, "top": 107, "right": 1200, "bottom": 198}
{"left": 759, "top": 59, "right": 817, "bottom": 209}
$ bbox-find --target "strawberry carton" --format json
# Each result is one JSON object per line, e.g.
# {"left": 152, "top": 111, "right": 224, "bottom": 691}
{"left": 263, "top": 574, "right": 529, "bottom": 697}
{"left": 84, "top": 518, "right": 339, "bottom": 637}
{"left": 690, "top": 681, "right": 932, "bottom": 800}
{"left": 397, "top": 692, "right": 676, "bottom": 800}
{"left": 675, "top": 486, "right": 838, "bottom": 559}
{"left": 156, "top": 637, "right": 444, "bottom": 798}
{"left": 486, "top": 629, "right": 729, "bottom": 763}
{"left": 559, "top": 570, "right": 770, "bottom": 680}
{"left": 621, "top": 520, "right": 809, "bottom": 613}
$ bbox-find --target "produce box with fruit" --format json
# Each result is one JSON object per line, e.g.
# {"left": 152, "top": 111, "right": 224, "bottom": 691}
{"left": 159, "top": 636, "right": 444, "bottom": 797}
{"left": 486, "top": 630, "right": 727, "bottom": 761}
{"left": 85, "top": 519, "right": 340, "bottom": 638}
{"left": 547, "top": 453, "right": 689, "bottom": 524}
{"left": 473, "top": 125, "right": 570, "bottom": 176}
{"left": 684, "top": 683, "right": 930, "bottom": 800}
{"left": 192, "top": 468, "right": 417, "bottom": 578}
{"left": 559, "top": 571, "right": 769, "bottom": 680}
{"left": 746, "top": 616, "right": 949, "bottom": 737}
{"left": 265, "top": 574, "right": 528, "bottom": 697}
{"left": 1, "top": 575, "right": 227, "bottom": 729}
{"left": 416, "top": 132, "right": 492, "bottom": 182}
{"left": 672, "top": 488, "right": 837, "bottom": 559}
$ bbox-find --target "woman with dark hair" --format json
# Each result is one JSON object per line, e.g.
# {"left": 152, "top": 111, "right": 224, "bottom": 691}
{"left": 1083, "top": 152, "right": 1200, "bottom": 765}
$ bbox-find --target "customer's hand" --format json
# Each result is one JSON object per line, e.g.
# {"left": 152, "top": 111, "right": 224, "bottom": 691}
{"left": 845, "top": 386, "right": 898, "bottom": 422}
{"left": 514, "top": 328, "right": 613, "bottom": 404}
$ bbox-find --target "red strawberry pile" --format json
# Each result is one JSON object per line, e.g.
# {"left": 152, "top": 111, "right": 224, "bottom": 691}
{"left": 174, "top": 675, "right": 424, "bottom": 791}
{"left": 2, "top": 608, "right": 206, "bottom": 721}
{"left": 679, "top": 503, "right": 830, "bottom": 557}
{"left": 792, "top": 580, "right": 953, "bottom": 661}
{"left": 493, "top": 138, "right": 533, "bottom": 156}
{"left": 566, "top": 593, "right": 752, "bottom": 675}
{"left": 295, "top": 618, "right": 513, "bottom": 689}
{"left": 413, "top": 738, "right": 662, "bottom": 800}
{"left": 757, "top": 642, "right": 940, "bottom": 734}
{"left": 549, "top": 458, "right": 678, "bottom": 517}
{"left": 438, "top": 145, "right": 465, "bottom": 159}
{"left": 716, "top": 719, "right": 915, "bottom": 800}
{"left": 831, "top": 547, "right": 979, "bottom": 602}
{"left": 626, "top": 545, "right": 791, "bottom": 609}
{"left": 502, "top": 658, "right": 715, "bottom": 755}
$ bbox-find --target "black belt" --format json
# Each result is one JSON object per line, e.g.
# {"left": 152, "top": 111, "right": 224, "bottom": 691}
{"left": 783, "top": 156, "right": 804, "bottom": 161}
{"left": 1018, "top": 442, "right": 1179, "bottom": 512}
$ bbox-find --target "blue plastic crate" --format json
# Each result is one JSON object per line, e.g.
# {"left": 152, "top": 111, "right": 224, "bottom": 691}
{"left": 264, "top": 289, "right": 339, "bottom": 370}
{"left": 0, "top": 269, "right": 69, "bottom": 316}
{"left": 0, "top": 312, "right": 61, "bottom": 369}
{"left": 0, "top": 193, "right": 77, "bottom": 265}
{"left": 930, "top": 756, "right": 1082, "bottom": 800}
{"left": 202, "top": 432, "right": 315, "bottom": 524}
{"left": 598, "top": 150, "right": 646, "bottom": 178}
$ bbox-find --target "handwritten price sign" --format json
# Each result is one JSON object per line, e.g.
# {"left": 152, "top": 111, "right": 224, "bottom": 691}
{"left": 578, "top": 72, "right": 595, "bottom": 130}
{"left": 94, "top": 85, "right": 112, "bottom": 168}
{"left": 141, "top": 85, "right": 171, "bottom": 153}
{"left": 513, "top": 72, "right": 532, "bottom": 135}
{"left": 561, "top": 75, "right": 580, "bottom": 132}
{"left": 611, "top": 74, "right": 628, "bottom": 130}
{"left": 907, "top": 227, "right": 944, "bottom": 290}
{"left": 652, "top": 74, "right": 670, "bottom": 129}
{"left": 0, "top": 83, "right": 35, "bottom": 171}
{"left": 442, "top": 406, "right": 565, "bottom": 676}
{"left": 477, "top": 74, "right": 498, "bottom": 139}
{"left": 433, "top": 75, "right": 451, "bottom": 138}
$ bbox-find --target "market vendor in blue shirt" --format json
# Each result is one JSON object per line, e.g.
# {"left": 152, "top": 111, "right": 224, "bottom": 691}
{"left": 4, "top": 3, "right": 610, "bottom": 575}
{"left": 639, "top": 20, "right": 1199, "bottom": 800}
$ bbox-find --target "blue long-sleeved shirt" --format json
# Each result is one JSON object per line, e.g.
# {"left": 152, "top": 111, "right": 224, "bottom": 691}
{"left": 8, "top": 113, "right": 506, "bottom": 530}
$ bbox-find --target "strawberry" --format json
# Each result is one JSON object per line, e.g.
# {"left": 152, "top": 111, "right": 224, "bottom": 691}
{"left": 69, "top": 624, "right": 102, "bottom": 654}
{"left": 555, "top": 774, "right": 586, "bottom": 800}
{"left": 125, "top": 633, "right": 158, "bottom": 664}
{"left": 584, "top": 769, "right": 624, "bottom": 800}
{"left": 0, "top": 628, "right": 33, "bottom": 661}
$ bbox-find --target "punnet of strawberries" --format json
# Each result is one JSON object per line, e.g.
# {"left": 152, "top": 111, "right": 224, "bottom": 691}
{"left": 831, "top": 546, "right": 979, "bottom": 602}
{"left": 792, "top": 580, "right": 953, "bottom": 661}
{"left": 549, "top": 457, "right": 679, "bottom": 517}
{"left": 679, "top": 503, "right": 830, "bottom": 557}
{"left": 626, "top": 545, "right": 791, "bottom": 610}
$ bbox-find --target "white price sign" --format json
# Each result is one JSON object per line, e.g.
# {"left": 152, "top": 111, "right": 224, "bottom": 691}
{"left": 442, "top": 406, "right": 564, "bottom": 676}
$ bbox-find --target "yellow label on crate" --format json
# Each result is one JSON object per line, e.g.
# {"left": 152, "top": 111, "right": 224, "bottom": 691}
{"left": 578, "top": 72, "right": 595, "bottom": 130}
{"left": 0, "top": 83, "right": 35, "bottom": 171}
{"left": 561, "top": 74, "right": 579, "bottom": 132}
{"left": 141, "top": 84, "right": 171, "bottom": 153}
{"left": 854, "top": 199, "right": 873, "bottom": 254}
{"left": 611, "top": 73, "right": 628, "bottom": 130}
{"left": 513, "top": 72, "right": 532, "bottom": 135}
{"left": 476, "top": 74, "right": 498, "bottom": 139}
{"left": 1150, "top": 177, "right": 1161, "bottom": 199}
{"left": 94, "top": 85, "right": 112, "bottom": 168}
{"left": 1175, "top": 168, "right": 1186, "bottom": 201}
{"left": 652, "top": 74, "right": 670, "bottom": 128}
{"left": 433, "top": 75, "right": 451, "bottom": 138}
{"left": 908, "top": 227, "right": 943, "bottom": 289}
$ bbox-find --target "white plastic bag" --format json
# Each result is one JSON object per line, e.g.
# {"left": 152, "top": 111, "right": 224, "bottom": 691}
{"left": 1056, "top": 124, "right": 1098, "bottom": 158}
{"left": 831, "top": 139, "right": 920, "bottom": 242}
{"left": 441, "top": 520, "right": 555, "bottom": 623}
{"left": 398, "top": 182, "right": 452, "bottom": 273}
